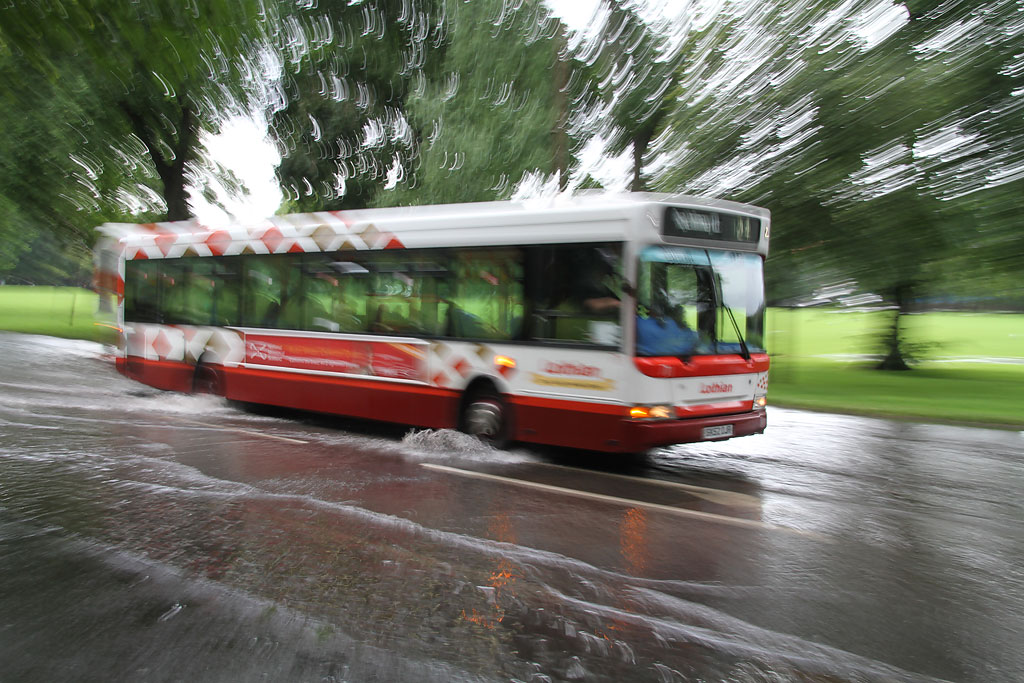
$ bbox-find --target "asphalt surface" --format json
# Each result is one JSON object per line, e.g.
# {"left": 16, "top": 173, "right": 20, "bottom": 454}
{"left": 2, "top": 331, "right": 1023, "bottom": 682}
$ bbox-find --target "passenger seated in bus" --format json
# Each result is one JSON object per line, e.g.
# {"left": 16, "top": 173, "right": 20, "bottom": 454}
{"left": 554, "top": 253, "right": 622, "bottom": 342}
{"left": 576, "top": 249, "right": 622, "bottom": 314}
{"left": 448, "top": 305, "right": 497, "bottom": 338}
{"left": 637, "top": 304, "right": 699, "bottom": 357}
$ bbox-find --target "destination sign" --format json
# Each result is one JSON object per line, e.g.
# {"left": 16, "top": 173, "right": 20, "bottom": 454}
{"left": 663, "top": 208, "right": 761, "bottom": 245}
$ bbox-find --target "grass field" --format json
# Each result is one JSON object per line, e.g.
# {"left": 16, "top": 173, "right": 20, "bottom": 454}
{"left": 2, "top": 286, "right": 1022, "bottom": 428}
{"left": 0, "top": 287, "right": 113, "bottom": 342}
{"left": 767, "top": 308, "right": 1024, "bottom": 427}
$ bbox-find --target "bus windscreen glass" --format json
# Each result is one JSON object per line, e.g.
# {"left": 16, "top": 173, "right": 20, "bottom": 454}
{"left": 636, "top": 246, "right": 765, "bottom": 357}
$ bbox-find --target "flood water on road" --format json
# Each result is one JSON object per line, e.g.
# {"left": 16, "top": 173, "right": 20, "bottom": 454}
{"left": 1, "top": 331, "right": 1023, "bottom": 682}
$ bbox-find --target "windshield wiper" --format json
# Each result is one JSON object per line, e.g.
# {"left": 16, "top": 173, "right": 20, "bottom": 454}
{"left": 705, "top": 250, "right": 751, "bottom": 361}
{"left": 722, "top": 300, "right": 751, "bottom": 361}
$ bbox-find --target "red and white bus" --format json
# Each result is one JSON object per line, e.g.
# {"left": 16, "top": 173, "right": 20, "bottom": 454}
{"left": 96, "top": 193, "right": 770, "bottom": 452}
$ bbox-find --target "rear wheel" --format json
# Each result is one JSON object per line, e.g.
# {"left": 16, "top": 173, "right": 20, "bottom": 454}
{"left": 191, "top": 358, "right": 223, "bottom": 395}
{"left": 460, "top": 391, "right": 510, "bottom": 448}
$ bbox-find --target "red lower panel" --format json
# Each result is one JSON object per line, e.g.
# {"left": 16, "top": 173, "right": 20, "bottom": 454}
{"left": 120, "top": 356, "right": 194, "bottom": 393}
{"left": 117, "top": 357, "right": 767, "bottom": 453}
{"left": 511, "top": 396, "right": 628, "bottom": 452}
{"left": 223, "top": 366, "right": 459, "bottom": 430}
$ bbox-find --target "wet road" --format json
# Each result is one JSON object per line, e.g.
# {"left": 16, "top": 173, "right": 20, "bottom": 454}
{"left": 1, "top": 332, "right": 1023, "bottom": 682}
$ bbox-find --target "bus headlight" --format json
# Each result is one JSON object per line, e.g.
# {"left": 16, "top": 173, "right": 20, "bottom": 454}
{"left": 754, "top": 395, "right": 767, "bottom": 409}
{"left": 630, "top": 405, "right": 673, "bottom": 420}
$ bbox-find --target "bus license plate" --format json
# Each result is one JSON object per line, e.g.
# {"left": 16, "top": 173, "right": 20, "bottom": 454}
{"left": 702, "top": 424, "right": 733, "bottom": 439}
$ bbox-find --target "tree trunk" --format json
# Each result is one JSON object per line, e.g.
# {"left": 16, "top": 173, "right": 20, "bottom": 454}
{"left": 552, "top": 28, "right": 570, "bottom": 192}
{"left": 630, "top": 130, "right": 650, "bottom": 192}
{"left": 122, "top": 98, "right": 196, "bottom": 222}
{"left": 877, "top": 282, "right": 913, "bottom": 371}
{"left": 162, "top": 168, "right": 191, "bottom": 221}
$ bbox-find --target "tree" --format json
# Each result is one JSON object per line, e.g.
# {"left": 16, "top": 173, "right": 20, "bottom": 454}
{"left": 0, "top": 46, "right": 146, "bottom": 284}
{"left": 0, "top": 0, "right": 274, "bottom": 221}
{"left": 649, "top": 0, "right": 1024, "bottom": 368}
{"left": 586, "top": 0, "right": 679, "bottom": 191}
{"left": 808, "top": 0, "right": 1024, "bottom": 367}
{"left": 268, "top": 0, "right": 446, "bottom": 212}
{"left": 376, "top": 0, "right": 571, "bottom": 205}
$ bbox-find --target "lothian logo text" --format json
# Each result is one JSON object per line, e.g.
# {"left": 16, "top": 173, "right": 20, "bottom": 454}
{"left": 545, "top": 362, "right": 601, "bottom": 377}
{"left": 700, "top": 382, "right": 733, "bottom": 394}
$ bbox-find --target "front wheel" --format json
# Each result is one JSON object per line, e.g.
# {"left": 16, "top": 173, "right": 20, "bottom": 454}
{"left": 460, "top": 392, "right": 510, "bottom": 449}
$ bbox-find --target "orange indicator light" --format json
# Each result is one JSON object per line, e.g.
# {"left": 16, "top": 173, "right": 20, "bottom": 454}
{"left": 630, "top": 407, "right": 650, "bottom": 419}
{"left": 494, "top": 355, "right": 516, "bottom": 369}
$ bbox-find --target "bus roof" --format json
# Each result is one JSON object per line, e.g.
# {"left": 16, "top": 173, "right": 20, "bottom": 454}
{"left": 99, "top": 192, "right": 770, "bottom": 260}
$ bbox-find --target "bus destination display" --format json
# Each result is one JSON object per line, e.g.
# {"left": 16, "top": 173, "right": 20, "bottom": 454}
{"left": 663, "top": 208, "right": 761, "bottom": 245}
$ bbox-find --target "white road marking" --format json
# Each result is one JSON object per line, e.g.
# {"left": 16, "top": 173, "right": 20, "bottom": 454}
{"left": 171, "top": 417, "right": 310, "bottom": 444}
{"left": 421, "top": 462, "right": 828, "bottom": 541}
{"left": 529, "top": 461, "right": 761, "bottom": 509}
{"left": 220, "top": 428, "right": 309, "bottom": 444}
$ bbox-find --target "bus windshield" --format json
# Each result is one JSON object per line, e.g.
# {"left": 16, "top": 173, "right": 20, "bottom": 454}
{"left": 636, "top": 246, "right": 765, "bottom": 357}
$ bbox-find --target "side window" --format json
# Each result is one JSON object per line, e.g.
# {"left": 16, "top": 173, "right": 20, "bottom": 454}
{"left": 211, "top": 258, "right": 241, "bottom": 326}
{"left": 124, "top": 258, "right": 239, "bottom": 326}
{"left": 527, "top": 244, "right": 623, "bottom": 345}
{"left": 242, "top": 254, "right": 302, "bottom": 329}
{"left": 365, "top": 252, "right": 449, "bottom": 336}
{"left": 124, "top": 259, "right": 161, "bottom": 323}
{"left": 449, "top": 249, "right": 523, "bottom": 340}
{"left": 302, "top": 255, "right": 369, "bottom": 332}
{"left": 167, "top": 258, "right": 218, "bottom": 325}
{"left": 406, "top": 255, "right": 450, "bottom": 336}
{"left": 160, "top": 261, "right": 186, "bottom": 323}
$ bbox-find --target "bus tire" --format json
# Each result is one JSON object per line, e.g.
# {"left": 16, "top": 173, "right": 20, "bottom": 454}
{"left": 460, "top": 388, "right": 510, "bottom": 449}
{"left": 192, "top": 355, "right": 223, "bottom": 396}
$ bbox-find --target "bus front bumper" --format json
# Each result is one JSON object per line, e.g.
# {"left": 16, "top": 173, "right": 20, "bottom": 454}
{"left": 621, "top": 410, "right": 767, "bottom": 452}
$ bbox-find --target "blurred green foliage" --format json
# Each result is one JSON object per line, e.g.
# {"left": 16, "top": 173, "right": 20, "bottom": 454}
{"left": 269, "top": 0, "right": 441, "bottom": 211}
{"left": 0, "top": 0, "right": 273, "bottom": 233}
{"left": 378, "top": 0, "right": 571, "bottom": 205}
{"left": 0, "top": 0, "right": 1021, "bottom": 374}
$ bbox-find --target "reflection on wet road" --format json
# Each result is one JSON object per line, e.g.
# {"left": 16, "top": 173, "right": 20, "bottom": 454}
{"left": 2, "top": 332, "right": 1023, "bottom": 681}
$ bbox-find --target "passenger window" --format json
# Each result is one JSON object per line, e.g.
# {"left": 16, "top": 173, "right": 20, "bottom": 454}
{"left": 160, "top": 261, "right": 186, "bottom": 323}
{"left": 528, "top": 244, "right": 623, "bottom": 345}
{"left": 166, "top": 259, "right": 213, "bottom": 325}
{"left": 124, "top": 259, "right": 161, "bottom": 323}
{"left": 364, "top": 252, "right": 449, "bottom": 336}
{"left": 210, "top": 258, "right": 241, "bottom": 326}
{"left": 449, "top": 249, "right": 523, "bottom": 340}
{"left": 242, "top": 255, "right": 302, "bottom": 329}
{"left": 303, "top": 255, "right": 369, "bottom": 332}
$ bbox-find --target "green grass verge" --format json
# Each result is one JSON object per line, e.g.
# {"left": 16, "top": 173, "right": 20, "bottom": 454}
{"left": 767, "top": 308, "right": 1024, "bottom": 428}
{"left": 0, "top": 286, "right": 115, "bottom": 343}
{"left": 768, "top": 358, "right": 1024, "bottom": 428}
{"left": 1, "top": 287, "right": 1021, "bottom": 428}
